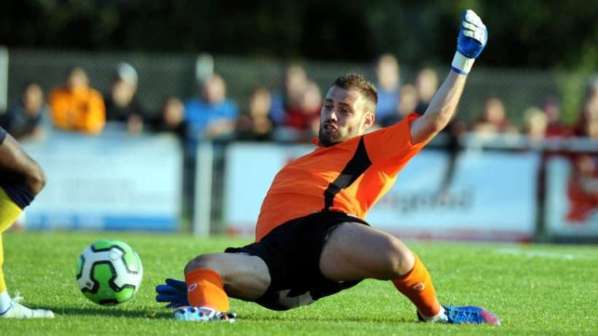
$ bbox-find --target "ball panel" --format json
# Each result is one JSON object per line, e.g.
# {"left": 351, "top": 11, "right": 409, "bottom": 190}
{"left": 122, "top": 250, "right": 142, "bottom": 273}
{"left": 91, "top": 240, "right": 135, "bottom": 254}
{"left": 113, "top": 286, "right": 136, "bottom": 303}
{"left": 91, "top": 239, "right": 120, "bottom": 251}
{"left": 76, "top": 255, "right": 84, "bottom": 280}
{"left": 82, "top": 262, "right": 118, "bottom": 303}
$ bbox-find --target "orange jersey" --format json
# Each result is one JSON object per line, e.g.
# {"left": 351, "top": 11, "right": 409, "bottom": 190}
{"left": 50, "top": 87, "right": 106, "bottom": 134}
{"left": 256, "top": 113, "right": 426, "bottom": 240}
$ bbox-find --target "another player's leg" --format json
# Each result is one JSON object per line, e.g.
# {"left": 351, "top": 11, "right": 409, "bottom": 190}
{"left": 0, "top": 131, "right": 53, "bottom": 319}
{"left": 173, "top": 252, "right": 270, "bottom": 322}
{"left": 319, "top": 222, "right": 499, "bottom": 325}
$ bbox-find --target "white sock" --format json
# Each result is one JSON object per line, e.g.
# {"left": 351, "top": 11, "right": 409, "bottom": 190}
{"left": 420, "top": 306, "right": 448, "bottom": 322}
{"left": 0, "top": 291, "right": 11, "bottom": 313}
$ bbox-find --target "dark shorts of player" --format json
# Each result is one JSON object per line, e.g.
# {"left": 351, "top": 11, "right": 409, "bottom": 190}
{"left": 224, "top": 210, "right": 370, "bottom": 311}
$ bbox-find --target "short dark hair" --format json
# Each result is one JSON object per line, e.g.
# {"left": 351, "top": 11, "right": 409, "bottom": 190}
{"left": 331, "top": 73, "right": 378, "bottom": 107}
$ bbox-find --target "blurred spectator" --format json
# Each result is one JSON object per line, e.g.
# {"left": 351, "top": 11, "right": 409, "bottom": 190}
{"left": 585, "top": 119, "right": 598, "bottom": 139}
{"left": 104, "top": 62, "right": 146, "bottom": 134}
{"left": 566, "top": 152, "right": 598, "bottom": 222}
{"left": 152, "top": 96, "right": 187, "bottom": 140}
{"left": 542, "top": 97, "right": 571, "bottom": 138}
{"left": 414, "top": 67, "right": 439, "bottom": 114}
{"left": 49, "top": 66, "right": 105, "bottom": 134}
{"left": 565, "top": 78, "right": 598, "bottom": 222}
{"left": 380, "top": 84, "right": 418, "bottom": 127}
{"left": 574, "top": 78, "right": 598, "bottom": 137}
{"left": 270, "top": 64, "right": 309, "bottom": 126}
{"left": 437, "top": 118, "right": 467, "bottom": 196}
{"left": 472, "top": 97, "right": 518, "bottom": 136}
{"left": 0, "top": 82, "right": 49, "bottom": 141}
{"left": 522, "top": 106, "right": 548, "bottom": 142}
{"left": 236, "top": 87, "right": 274, "bottom": 141}
{"left": 284, "top": 81, "right": 322, "bottom": 138}
{"left": 374, "top": 54, "right": 400, "bottom": 121}
{"left": 184, "top": 73, "right": 238, "bottom": 140}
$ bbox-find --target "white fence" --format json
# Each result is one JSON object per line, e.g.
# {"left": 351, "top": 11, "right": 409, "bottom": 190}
{"left": 22, "top": 130, "right": 182, "bottom": 231}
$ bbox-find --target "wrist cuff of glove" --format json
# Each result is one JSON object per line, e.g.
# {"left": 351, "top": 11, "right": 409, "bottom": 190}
{"left": 451, "top": 51, "right": 475, "bottom": 75}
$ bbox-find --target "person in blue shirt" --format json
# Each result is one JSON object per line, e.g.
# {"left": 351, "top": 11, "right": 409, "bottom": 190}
{"left": 374, "top": 54, "right": 401, "bottom": 123}
{"left": 184, "top": 74, "right": 238, "bottom": 142}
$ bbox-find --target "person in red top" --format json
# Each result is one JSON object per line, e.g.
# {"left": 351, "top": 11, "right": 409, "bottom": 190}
{"left": 157, "top": 10, "right": 499, "bottom": 325}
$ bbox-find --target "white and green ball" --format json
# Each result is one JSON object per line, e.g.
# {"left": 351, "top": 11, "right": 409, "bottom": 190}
{"left": 76, "top": 240, "right": 143, "bottom": 305}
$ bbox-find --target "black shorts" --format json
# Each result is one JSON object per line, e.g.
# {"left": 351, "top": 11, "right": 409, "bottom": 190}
{"left": 225, "top": 210, "right": 369, "bottom": 311}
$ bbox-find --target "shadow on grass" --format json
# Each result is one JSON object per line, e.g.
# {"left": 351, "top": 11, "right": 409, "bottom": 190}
{"left": 44, "top": 305, "right": 418, "bottom": 324}
{"left": 45, "top": 305, "right": 172, "bottom": 319}
{"left": 238, "top": 313, "right": 418, "bottom": 324}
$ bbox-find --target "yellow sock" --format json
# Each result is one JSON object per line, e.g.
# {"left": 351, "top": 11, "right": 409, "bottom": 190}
{"left": 0, "top": 187, "right": 22, "bottom": 234}
{"left": 0, "top": 236, "right": 5, "bottom": 293}
{"left": 0, "top": 186, "right": 24, "bottom": 293}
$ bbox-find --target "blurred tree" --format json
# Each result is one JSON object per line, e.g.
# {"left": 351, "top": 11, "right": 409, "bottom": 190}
{"left": 0, "top": 0, "right": 596, "bottom": 70}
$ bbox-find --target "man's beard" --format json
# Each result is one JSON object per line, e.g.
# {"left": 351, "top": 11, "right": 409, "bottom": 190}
{"left": 318, "top": 125, "right": 341, "bottom": 147}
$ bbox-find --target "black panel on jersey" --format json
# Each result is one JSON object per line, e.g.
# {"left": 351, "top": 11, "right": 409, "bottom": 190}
{"left": 323, "top": 137, "right": 372, "bottom": 209}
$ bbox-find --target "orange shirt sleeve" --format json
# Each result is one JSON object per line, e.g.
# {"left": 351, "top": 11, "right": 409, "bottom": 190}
{"left": 77, "top": 89, "right": 105, "bottom": 134}
{"left": 363, "top": 113, "right": 426, "bottom": 173}
{"left": 49, "top": 88, "right": 72, "bottom": 130}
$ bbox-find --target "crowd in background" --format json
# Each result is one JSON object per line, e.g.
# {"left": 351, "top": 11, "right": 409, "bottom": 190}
{"left": 1, "top": 54, "right": 598, "bottom": 147}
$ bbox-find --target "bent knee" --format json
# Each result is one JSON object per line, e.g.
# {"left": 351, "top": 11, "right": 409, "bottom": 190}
{"left": 184, "top": 253, "right": 226, "bottom": 274}
{"left": 379, "top": 236, "right": 415, "bottom": 277}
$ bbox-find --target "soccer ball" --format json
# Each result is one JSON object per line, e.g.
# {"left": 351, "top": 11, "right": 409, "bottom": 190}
{"left": 76, "top": 240, "right": 143, "bottom": 305}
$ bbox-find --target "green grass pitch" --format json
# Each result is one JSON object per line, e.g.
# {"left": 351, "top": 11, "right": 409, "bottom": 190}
{"left": 2, "top": 231, "right": 596, "bottom": 335}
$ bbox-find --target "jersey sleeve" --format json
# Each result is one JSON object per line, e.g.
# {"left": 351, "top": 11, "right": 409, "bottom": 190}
{"left": 363, "top": 113, "right": 427, "bottom": 170}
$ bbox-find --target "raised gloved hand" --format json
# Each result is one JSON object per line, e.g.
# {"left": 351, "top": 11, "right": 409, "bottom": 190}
{"left": 451, "top": 9, "right": 488, "bottom": 75}
{"left": 155, "top": 278, "right": 189, "bottom": 308}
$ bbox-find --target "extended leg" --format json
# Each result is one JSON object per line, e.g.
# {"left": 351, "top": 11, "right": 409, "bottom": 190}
{"left": 319, "top": 222, "right": 442, "bottom": 318}
{"left": 319, "top": 222, "right": 499, "bottom": 325}
{"left": 181, "top": 252, "right": 270, "bottom": 313}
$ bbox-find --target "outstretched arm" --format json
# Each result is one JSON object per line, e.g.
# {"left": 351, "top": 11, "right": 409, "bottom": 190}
{"left": 411, "top": 10, "right": 487, "bottom": 144}
{"left": 410, "top": 72, "right": 466, "bottom": 144}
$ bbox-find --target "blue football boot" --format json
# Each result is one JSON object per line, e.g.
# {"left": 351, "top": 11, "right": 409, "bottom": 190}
{"left": 418, "top": 305, "right": 500, "bottom": 325}
{"left": 174, "top": 306, "right": 236, "bottom": 323}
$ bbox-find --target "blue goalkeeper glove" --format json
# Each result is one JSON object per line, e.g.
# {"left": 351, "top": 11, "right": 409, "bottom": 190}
{"left": 451, "top": 9, "right": 488, "bottom": 75}
{"left": 155, "top": 278, "right": 189, "bottom": 308}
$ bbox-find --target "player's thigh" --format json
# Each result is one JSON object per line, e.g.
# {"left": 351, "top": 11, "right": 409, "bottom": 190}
{"left": 185, "top": 252, "right": 270, "bottom": 301}
{"left": 319, "top": 222, "right": 415, "bottom": 281}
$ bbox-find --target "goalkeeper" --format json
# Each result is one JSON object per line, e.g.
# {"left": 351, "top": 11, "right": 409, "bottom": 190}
{"left": 157, "top": 10, "right": 498, "bottom": 325}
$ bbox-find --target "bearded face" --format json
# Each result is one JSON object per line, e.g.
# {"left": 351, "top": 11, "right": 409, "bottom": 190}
{"left": 318, "top": 86, "right": 374, "bottom": 147}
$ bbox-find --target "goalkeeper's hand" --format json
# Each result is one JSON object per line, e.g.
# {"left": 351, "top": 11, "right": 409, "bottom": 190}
{"left": 155, "top": 278, "right": 189, "bottom": 308}
{"left": 451, "top": 9, "right": 488, "bottom": 75}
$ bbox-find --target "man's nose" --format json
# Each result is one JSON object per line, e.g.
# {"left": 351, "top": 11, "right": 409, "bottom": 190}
{"left": 329, "top": 109, "right": 338, "bottom": 121}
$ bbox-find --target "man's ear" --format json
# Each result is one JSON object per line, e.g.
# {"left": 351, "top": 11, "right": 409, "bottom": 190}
{"left": 364, "top": 110, "right": 375, "bottom": 129}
